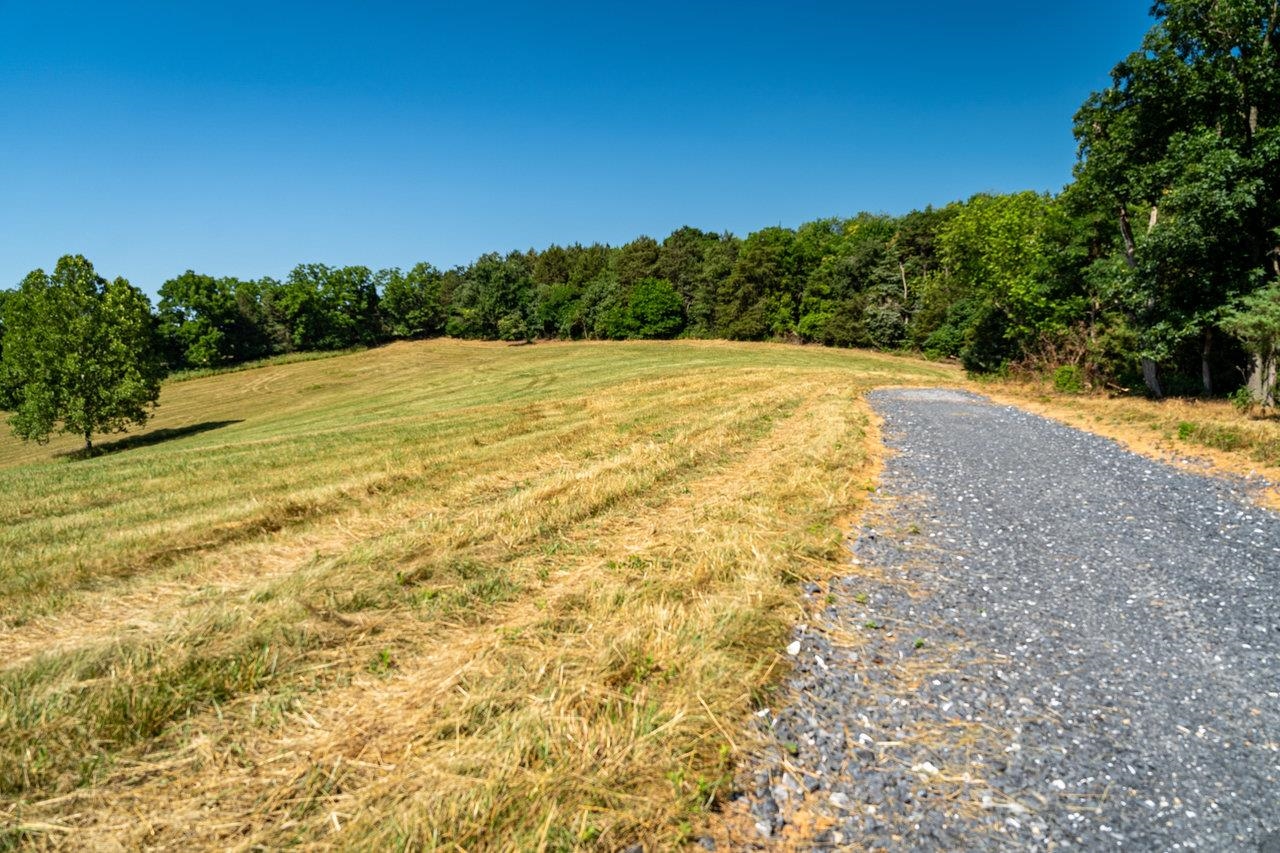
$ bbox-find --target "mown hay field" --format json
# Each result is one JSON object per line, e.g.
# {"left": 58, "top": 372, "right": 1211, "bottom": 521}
{"left": 0, "top": 339, "right": 955, "bottom": 850}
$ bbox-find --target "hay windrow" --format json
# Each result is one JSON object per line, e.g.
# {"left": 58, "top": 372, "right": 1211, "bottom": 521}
{"left": 0, "top": 340, "right": 955, "bottom": 850}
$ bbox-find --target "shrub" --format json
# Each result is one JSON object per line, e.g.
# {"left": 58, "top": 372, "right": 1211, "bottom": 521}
{"left": 496, "top": 312, "right": 529, "bottom": 342}
{"left": 628, "top": 278, "right": 684, "bottom": 339}
{"left": 922, "top": 324, "right": 964, "bottom": 360}
{"left": 1229, "top": 386, "right": 1257, "bottom": 415}
{"left": 1052, "top": 364, "right": 1085, "bottom": 394}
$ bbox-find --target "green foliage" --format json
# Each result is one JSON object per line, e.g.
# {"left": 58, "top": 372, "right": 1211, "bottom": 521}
{"left": 590, "top": 284, "right": 633, "bottom": 340}
{"left": 0, "top": 290, "right": 13, "bottom": 410}
{"left": 496, "top": 312, "right": 530, "bottom": 343}
{"left": 447, "top": 252, "right": 533, "bottom": 339}
{"left": 1229, "top": 386, "right": 1258, "bottom": 414}
{"left": 718, "top": 227, "right": 798, "bottom": 340}
{"left": 657, "top": 226, "right": 718, "bottom": 330}
{"left": 276, "top": 264, "right": 383, "bottom": 351}
{"left": 0, "top": 255, "right": 166, "bottom": 450}
{"left": 1175, "top": 418, "right": 1247, "bottom": 451}
{"left": 957, "top": 300, "right": 1017, "bottom": 374}
{"left": 1073, "top": 0, "right": 1280, "bottom": 393}
{"left": 533, "top": 281, "right": 586, "bottom": 339}
{"left": 627, "top": 278, "right": 685, "bottom": 338}
{"left": 1052, "top": 365, "right": 1086, "bottom": 394}
{"left": 864, "top": 302, "right": 906, "bottom": 349}
{"left": 939, "top": 192, "right": 1076, "bottom": 351}
{"left": 1221, "top": 281, "right": 1280, "bottom": 404}
{"left": 380, "top": 263, "right": 447, "bottom": 339}
{"left": 921, "top": 323, "right": 964, "bottom": 361}
{"left": 615, "top": 236, "right": 661, "bottom": 288}
{"left": 158, "top": 271, "right": 273, "bottom": 368}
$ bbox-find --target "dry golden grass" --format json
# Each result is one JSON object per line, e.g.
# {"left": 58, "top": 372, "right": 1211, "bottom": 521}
{"left": 0, "top": 339, "right": 956, "bottom": 850}
{"left": 706, "top": 497, "right": 1053, "bottom": 851}
{"left": 7, "top": 340, "right": 1279, "bottom": 850}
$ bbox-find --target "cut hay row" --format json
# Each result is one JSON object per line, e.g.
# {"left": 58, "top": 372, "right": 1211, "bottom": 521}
{"left": 0, "top": 340, "right": 956, "bottom": 849}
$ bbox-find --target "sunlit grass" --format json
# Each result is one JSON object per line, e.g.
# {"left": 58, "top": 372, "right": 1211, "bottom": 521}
{"left": 0, "top": 339, "right": 955, "bottom": 849}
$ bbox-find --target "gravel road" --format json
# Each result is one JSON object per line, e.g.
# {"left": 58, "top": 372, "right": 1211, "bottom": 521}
{"left": 721, "top": 388, "right": 1280, "bottom": 851}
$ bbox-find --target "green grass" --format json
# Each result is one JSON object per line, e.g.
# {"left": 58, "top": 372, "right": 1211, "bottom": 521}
{"left": 0, "top": 339, "right": 954, "bottom": 850}
{"left": 164, "top": 346, "right": 367, "bottom": 383}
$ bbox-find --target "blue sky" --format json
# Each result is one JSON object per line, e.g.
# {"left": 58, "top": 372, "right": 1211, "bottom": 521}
{"left": 0, "top": 1, "right": 1155, "bottom": 295}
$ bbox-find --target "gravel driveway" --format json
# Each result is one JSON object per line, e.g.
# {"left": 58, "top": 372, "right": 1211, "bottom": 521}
{"left": 721, "top": 388, "right": 1280, "bottom": 851}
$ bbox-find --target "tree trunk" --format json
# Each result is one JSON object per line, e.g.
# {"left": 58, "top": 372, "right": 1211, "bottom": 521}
{"left": 1249, "top": 353, "right": 1278, "bottom": 407}
{"left": 1142, "top": 358, "right": 1163, "bottom": 399}
{"left": 1119, "top": 205, "right": 1164, "bottom": 397}
{"left": 898, "top": 261, "right": 908, "bottom": 301}
{"left": 84, "top": 431, "right": 93, "bottom": 453}
{"left": 1118, "top": 206, "right": 1138, "bottom": 269}
{"left": 1201, "top": 328, "right": 1214, "bottom": 396}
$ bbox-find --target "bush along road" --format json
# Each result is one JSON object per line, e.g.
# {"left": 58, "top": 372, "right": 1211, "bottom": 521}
{"left": 719, "top": 388, "right": 1279, "bottom": 851}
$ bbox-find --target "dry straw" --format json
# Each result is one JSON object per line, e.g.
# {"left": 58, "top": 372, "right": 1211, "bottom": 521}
{"left": 0, "top": 340, "right": 950, "bottom": 849}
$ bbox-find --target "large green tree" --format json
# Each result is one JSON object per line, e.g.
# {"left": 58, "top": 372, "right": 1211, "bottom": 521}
{"left": 626, "top": 278, "right": 685, "bottom": 338}
{"left": 447, "top": 252, "right": 533, "bottom": 340}
{"left": 718, "top": 227, "right": 799, "bottom": 340}
{"left": 1221, "top": 281, "right": 1280, "bottom": 403}
{"left": 657, "top": 226, "right": 719, "bottom": 323}
{"left": 157, "top": 270, "right": 271, "bottom": 367}
{"left": 614, "top": 236, "right": 661, "bottom": 289}
{"left": 1074, "top": 0, "right": 1280, "bottom": 396}
{"left": 380, "top": 263, "right": 447, "bottom": 339}
{"left": 0, "top": 255, "right": 166, "bottom": 452}
{"left": 276, "top": 264, "right": 383, "bottom": 351}
{"left": 907, "top": 194, "right": 1078, "bottom": 372}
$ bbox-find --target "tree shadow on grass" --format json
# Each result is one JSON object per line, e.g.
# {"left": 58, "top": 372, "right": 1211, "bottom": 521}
{"left": 58, "top": 420, "right": 244, "bottom": 460}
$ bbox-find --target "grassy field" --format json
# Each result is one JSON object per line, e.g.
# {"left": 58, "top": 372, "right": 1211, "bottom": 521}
{"left": 0, "top": 339, "right": 956, "bottom": 850}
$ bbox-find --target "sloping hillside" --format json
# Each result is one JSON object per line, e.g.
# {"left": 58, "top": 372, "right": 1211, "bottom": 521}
{"left": 0, "top": 339, "right": 955, "bottom": 849}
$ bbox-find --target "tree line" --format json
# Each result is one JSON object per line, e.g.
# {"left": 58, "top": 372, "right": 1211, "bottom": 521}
{"left": 112, "top": 160, "right": 1280, "bottom": 403}
{"left": 2, "top": 0, "right": 1278, "bottom": 451}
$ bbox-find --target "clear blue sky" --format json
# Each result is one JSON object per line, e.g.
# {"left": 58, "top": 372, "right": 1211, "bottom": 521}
{"left": 0, "top": 1, "right": 1155, "bottom": 295}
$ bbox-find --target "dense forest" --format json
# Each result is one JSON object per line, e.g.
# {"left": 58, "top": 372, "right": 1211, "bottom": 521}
{"left": 3, "top": 0, "right": 1278, "bottom": 404}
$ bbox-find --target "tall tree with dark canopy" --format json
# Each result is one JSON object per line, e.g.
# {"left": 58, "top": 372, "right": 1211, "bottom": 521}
{"left": 0, "top": 255, "right": 166, "bottom": 452}
{"left": 718, "top": 227, "right": 798, "bottom": 340}
{"left": 157, "top": 270, "right": 271, "bottom": 367}
{"left": 1073, "top": 0, "right": 1280, "bottom": 396}
{"left": 380, "top": 263, "right": 447, "bottom": 339}
{"left": 447, "top": 252, "right": 534, "bottom": 340}
{"left": 614, "top": 236, "right": 661, "bottom": 289}
{"left": 277, "top": 264, "right": 384, "bottom": 351}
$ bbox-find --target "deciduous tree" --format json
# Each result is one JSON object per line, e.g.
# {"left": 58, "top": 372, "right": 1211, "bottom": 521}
{"left": 381, "top": 263, "right": 447, "bottom": 339}
{"left": 158, "top": 270, "right": 271, "bottom": 367}
{"left": 1074, "top": 0, "right": 1280, "bottom": 395}
{"left": 0, "top": 255, "right": 166, "bottom": 452}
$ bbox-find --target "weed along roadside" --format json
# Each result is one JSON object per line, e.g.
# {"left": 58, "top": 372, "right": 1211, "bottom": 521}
{"left": 0, "top": 339, "right": 959, "bottom": 849}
